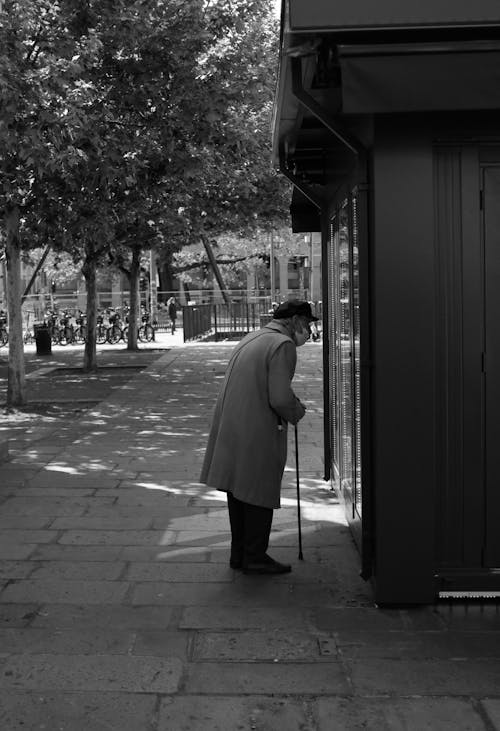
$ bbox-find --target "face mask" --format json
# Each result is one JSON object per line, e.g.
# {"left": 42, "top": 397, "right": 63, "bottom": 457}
{"left": 293, "top": 318, "right": 310, "bottom": 347}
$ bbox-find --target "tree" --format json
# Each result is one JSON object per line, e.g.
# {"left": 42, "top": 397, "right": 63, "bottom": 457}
{"left": 2, "top": 0, "right": 291, "bottom": 400}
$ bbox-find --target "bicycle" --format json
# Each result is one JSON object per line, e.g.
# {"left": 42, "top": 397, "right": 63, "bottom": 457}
{"left": 96, "top": 313, "right": 107, "bottom": 344}
{"left": 57, "top": 311, "right": 75, "bottom": 346}
{"left": 106, "top": 309, "right": 125, "bottom": 344}
{"left": 45, "top": 311, "right": 61, "bottom": 345}
{"left": 73, "top": 311, "right": 87, "bottom": 344}
{"left": 138, "top": 310, "right": 155, "bottom": 342}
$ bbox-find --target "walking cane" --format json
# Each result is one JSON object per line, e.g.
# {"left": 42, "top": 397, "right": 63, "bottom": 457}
{"left": 294, "top": 423, "right": 304, "bottom": 560}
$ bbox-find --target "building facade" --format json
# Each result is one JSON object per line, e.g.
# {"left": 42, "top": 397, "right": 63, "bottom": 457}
{"left": 273, "top": 0, "right": 500, "bottom": 603}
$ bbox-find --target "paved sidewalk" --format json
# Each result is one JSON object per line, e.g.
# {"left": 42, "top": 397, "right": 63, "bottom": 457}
{"left": 0, "top": 339, "right": 499, "bottom": 730}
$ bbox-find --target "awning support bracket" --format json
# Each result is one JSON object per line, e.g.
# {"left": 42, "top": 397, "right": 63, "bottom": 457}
{"left": 291, "top": 56, "right": 365, "bottom": 157}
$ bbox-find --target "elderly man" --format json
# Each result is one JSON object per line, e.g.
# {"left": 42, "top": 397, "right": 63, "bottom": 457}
{"left": 200, "top": 300, "right": 318, "bottom": 575}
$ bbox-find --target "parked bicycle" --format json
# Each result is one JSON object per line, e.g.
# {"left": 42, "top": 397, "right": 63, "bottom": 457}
{"left": 96, "top": 313, "right": 107, "bottom": 344}
{"left": 56, "top": 310, "right": 75, "bottom": 346}
{"left": 138, "top": 310, "right": 155, "bottom": 342}
{"left": 106, "top": 308, "right": 126, "bottom": 344}
{"left": 73, "top": 310, "right": 87, "bottom": 344}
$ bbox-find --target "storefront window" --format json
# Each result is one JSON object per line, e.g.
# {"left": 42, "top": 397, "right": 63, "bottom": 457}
{"left": 328, "top": 194, "right": 362, "bottom": 517}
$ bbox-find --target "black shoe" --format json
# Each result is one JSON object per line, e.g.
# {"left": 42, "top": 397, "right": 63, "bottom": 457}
{"left": 243, "top": 555, "right": 291, "bottom": 575}
{"left": 229, "top": 559, "right": 243, "bottom": 570}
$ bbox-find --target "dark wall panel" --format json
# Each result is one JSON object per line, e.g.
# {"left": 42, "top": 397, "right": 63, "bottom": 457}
{"left": 371, "top": 123, "right": 436, "bottom": 603}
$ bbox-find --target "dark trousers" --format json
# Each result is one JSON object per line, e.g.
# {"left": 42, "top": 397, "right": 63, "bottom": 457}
{"left": 227, "top": 492, "right": 273, "bottom": 564}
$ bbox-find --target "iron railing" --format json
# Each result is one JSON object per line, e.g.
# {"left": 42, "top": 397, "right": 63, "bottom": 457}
{"left": 183, "top": 302, "right": 272, "bottom": 342}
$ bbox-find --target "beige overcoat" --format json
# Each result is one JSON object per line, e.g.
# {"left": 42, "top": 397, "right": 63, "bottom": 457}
{"left": 200, "top": 321, "right": 305, "bottom": 509}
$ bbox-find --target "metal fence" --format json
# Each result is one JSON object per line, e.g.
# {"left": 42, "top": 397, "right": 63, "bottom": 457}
{"left": 182, "top": 302, "right": 269, "bottom": 342}
{"left": 182, "top": 300, "right": 324, "bottom": 343}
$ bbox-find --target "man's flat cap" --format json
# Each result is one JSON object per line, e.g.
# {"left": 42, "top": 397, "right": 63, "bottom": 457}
{"left": 272, "top": 300, "right": 319, "bottom": 321}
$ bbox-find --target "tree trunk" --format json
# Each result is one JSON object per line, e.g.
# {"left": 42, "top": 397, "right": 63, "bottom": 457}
{"left": 5, "top": 206, "right": 26, "bottom": 407}
{"left": 127, "top": 244, "right": 141, "bottom": 351}
{"left": 82, "top": 247, "right": 98, "bottom": 372}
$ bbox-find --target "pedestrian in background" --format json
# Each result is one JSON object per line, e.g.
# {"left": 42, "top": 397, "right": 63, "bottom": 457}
{"left": 200, "top": 300, "right": 318, "bottom": 574}
{"left": 167, "top": 296, "right": 178, "bottom": 334}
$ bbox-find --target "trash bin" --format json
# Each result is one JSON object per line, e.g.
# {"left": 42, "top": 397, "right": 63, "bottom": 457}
{"left": 33, "top": 323, "right": 52, "bottom": 356}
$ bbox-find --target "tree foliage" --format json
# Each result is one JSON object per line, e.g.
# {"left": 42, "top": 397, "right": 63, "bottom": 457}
{"left": 1, "top": 0, "right": 290, "bottom": 396}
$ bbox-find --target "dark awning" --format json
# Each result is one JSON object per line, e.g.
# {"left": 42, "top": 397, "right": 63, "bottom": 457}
{"left": 340, "top": 46, "right": 500, "bottom": 113}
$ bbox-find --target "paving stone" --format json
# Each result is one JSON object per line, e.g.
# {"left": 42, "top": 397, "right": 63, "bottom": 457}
{"left": 0, "top": 580, "right": 129, "bottom": 604}
{"left": 25, "top": 473, "right": 121, "bottom": 488}
{"left": 126, "top": 562, "right": 233, "bottom": 582}
{"left": 310, "top": 607, "right": 408, "bottom": 632}
{"left": 0, "top": 653, "right": 182, "bottom": 693}
{"left": 192, "top": 630, "right": 326, "bottom": 662}
{"left": 29, "top": 561, "right": 125, "bottom": 581}
{"left": 0, "top": 604, "right": 40, "bottom": 627}
{"left": 131, "top": 629, "right": 190, "bottom": 659}
{"left": 347, "top": 658, "right": 500, "bottom": 695}
{"left": 179, "top": 605, "right": 307, "bottom": 630}
{"left": 184, "top": 661, "right": 348, "bottom": 695}
{"left": 0, "top": 627, "right": 134, "bottom": 655}
{"left": 121, "top": 545, "right": 211, "bottom": 562}
{"left": 49, "top": 515, "right": 154, "bottom": 530}
{"left": 30, "top": 544, "right": 124, "bottom": 561}
{"left": 0, "top": 543, "right": 37, "bottom": 561}
{"left": 12, "top": 487, "right": 95, "bottom": 497}
{"left": 0, "top": 530, "right": 58, "bottom": 544}
{"left": 314, "top": 697, "right": 488, "bottom": 730}
{"left": 58, "top": 529, "right": 175, "bottom": 545}
{"left": 30, "top": 603, "right": 174, "bottom": 629}
{"left": 0, "top": 515, "right": 53, "bottom": 529}
{"left": 0, "top": 690, "right": 157, "bottom": 731}
{"left": 0, "top": 496, "right": 97, "bottom": 515}
{"left": 0, "top": 561, "right": 35, "bottom": 580}
{"left": 158, "top": 696, "right": 315, "bottom": 731}
{"left": 334, "top": 630, "right": 500, "bottom": 659}
{"left": 131, "top": 580, "right": 336, "bottom": 607}
{"left": 481, "top": 699, "right": 500, "bottom": 729}
{"left": 435, "top": 604, "right": 500, "bottom": 631}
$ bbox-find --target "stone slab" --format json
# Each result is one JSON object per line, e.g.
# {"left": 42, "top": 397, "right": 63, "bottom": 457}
{"left": 131, "top": 629, "right": 190, "bottom": 659}
{"left": 0, "top": 496, "right": 102, "bottom": 515}
{"left": 0, "top": 627, "right": 134, "bottom": 655}
{"left": 0, "top": 530, "right": 58, "bottom": 544}
{"left": 0, "top": 653, "right": 182, "bottom": 692}
{"left": 481, "top": 700, "right": 500, "bottom": 729}
{"left": 347, "top": 658, "right": 500, "bottom": 696}
{"left": 0, "top": 579, "right": 129, "bottom": 604}
{"left": 184, "top": 661, "right": 348, "bottom": 695}
{"left": 126, "top": 562, "right": 233, "bottom": 583}
{"left": 132, "top": 578, "right": 337, "bottom": 607}
{"left": 0, "top": 516, "right": 54, "bottom": 529}
{"left": 0, "top": 545, "right": 36, "bottom": 560}
{"left": 49, "top": 515, "right": 154, "bottom": 530}
{"left": 29, "top": 561, "right": 126, "bottom": 581}
{"left": 58, "top": 529, "right": 175, "bottom": 545}
{"left": 0, "top": 561, "right": 35, "bottom": 580}
{"left": 30, "top": 603, "right": 174, "bottom": 630}
{"left": 192, "top": 630, "right": 326, "bottom": 662}
{"left": 0, "top": 690, "right": 157, "bottom": 731}
{"left": 0, "top": 604, "right": 40, "bottom": 628}
{"left": 334, "top": 630, "right": 500, "bottom": 659}
{"left": 159, "top": 696, "right": 314, "bottom": 731}
{"left": 122, "top": 545, "right": 212, "bottom": 562}
{"left": 30, "top": 544, "right": 124, "bottom": 561}
{"left": 179, "top": 605, "right": 306, "bottom": 630}
{"left": 314, "top": 697, "right": 488, "bottom": 730}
